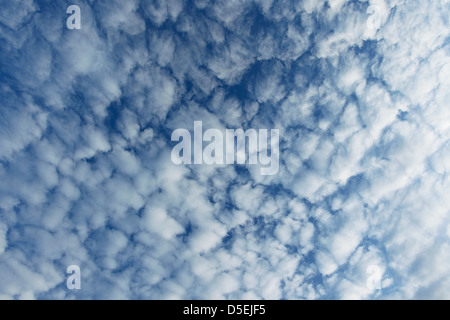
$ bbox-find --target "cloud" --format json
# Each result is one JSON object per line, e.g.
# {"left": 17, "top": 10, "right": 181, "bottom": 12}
{"left": 0, "top": 223, "right": 7, "bottom": 256}
{"left": 0, "top": 0, "right": 449, "bottom": 300}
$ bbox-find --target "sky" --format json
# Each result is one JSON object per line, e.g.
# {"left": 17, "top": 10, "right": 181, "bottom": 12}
{"left": 0, "top": 0, "right": 449, "bottom": 300}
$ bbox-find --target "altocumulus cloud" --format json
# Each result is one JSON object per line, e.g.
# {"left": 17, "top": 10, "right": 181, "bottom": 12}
{"left": 0, "top": 0, "right": 449, "bottom": 299}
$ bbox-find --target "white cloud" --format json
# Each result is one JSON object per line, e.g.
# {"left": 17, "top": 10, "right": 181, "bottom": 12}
{"left": 0, "top": 223, "right": 7, "bottom": 255}
{"left": 0, "top": 0, "right": 449, "bottom": 301}
{"left": 144, "top": 207, "right": 184, "bottom": 241}
{"left": 0, "top": 0, "right": 36, "bottom": 29}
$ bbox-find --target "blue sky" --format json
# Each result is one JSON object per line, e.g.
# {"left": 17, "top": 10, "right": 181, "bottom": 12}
{"left": 0, "top": 0, "right": 449, "bottom": 299}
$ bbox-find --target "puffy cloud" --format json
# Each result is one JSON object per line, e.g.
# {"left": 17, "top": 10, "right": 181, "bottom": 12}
{"left": 0, "top": 0, "right": 449, "bottom": 300}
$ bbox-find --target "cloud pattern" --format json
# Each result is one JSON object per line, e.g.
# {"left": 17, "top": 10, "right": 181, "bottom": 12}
{"left": 0, "top": 0, "right": 449, "bottom": 299}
